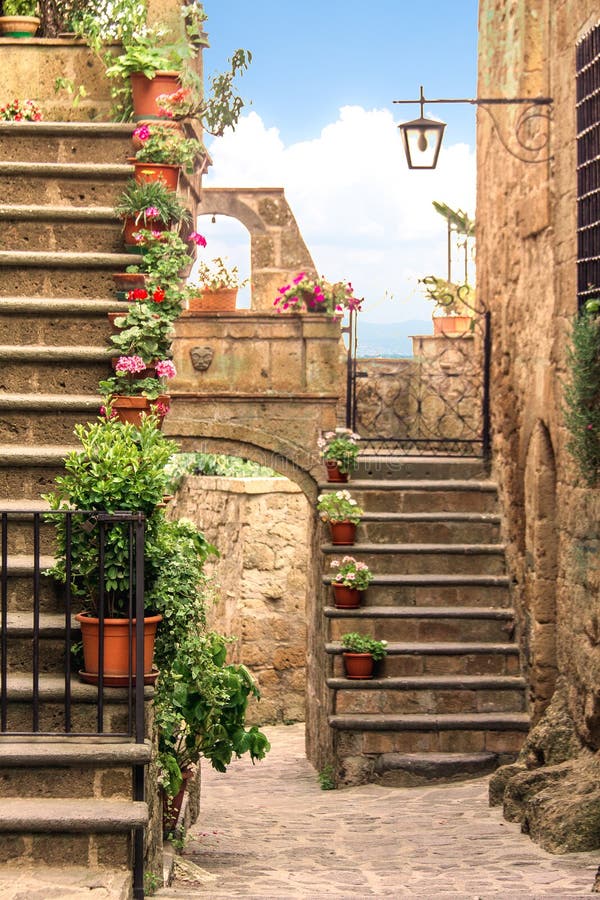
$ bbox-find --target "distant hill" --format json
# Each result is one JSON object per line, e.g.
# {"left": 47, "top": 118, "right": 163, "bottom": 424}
{"left": 356, "top": 320, "right": 431, "bottom": 359}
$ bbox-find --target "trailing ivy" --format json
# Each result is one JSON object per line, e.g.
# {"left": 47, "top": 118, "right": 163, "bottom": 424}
{"left": 563, "top": 302, "right": 600, "bottom": 485}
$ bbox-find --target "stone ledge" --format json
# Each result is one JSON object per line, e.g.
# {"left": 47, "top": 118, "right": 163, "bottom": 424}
{"left": 0, "top": 739, "right": 152, "bottom": 767}
{"left": 329, "top": 712, "right": 530, "bottom": 731}
{"left": 183, "top": 475, "right": 301, "bottom": 494}
{"left": 0, "top": 797, "right": 148, "bottom": 831}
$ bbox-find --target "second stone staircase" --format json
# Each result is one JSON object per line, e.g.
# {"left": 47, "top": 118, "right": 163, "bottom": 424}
{"left": 322, "top": 455, "right": 529, "bottom": 786}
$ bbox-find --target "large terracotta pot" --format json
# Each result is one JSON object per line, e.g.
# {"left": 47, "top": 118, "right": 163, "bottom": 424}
{"left": 122, "top": 216, "right": 166, "bottom": 247}
{"left": 110, "top": 394, "right": 170, "bottom": 428}
{"left": 0, "top": 15, "right": 40, "bottom": 36}
{"left": 186, "top": 288, "right": 238, "bottom": 312}
{"left": 76, "top": 612, "right": 162, "bottom": 685}
{"left": 329, "top": 521, "right": 356, "bottom": 545}
{"left": 325, "top": 460, "right": 348, "bottom": 483}
{"left": 432, "top": 315, "right": 472, "bottom": 336}
{"left": 132, "top": 161, "right": 181, "bottom": 190}
{"left": 130, "top": 70, "right": 181, "bottom": 120}
{"left": 332, "top": 584, "right": 361, "bottom": 609}
{"left": 343, "top": 652, "right": 375, "bottom": 679}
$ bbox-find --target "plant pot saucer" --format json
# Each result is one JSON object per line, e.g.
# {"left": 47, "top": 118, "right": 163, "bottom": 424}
{"left": 78, "top": 667, "right": 159, "bottom": 687}
{"left": 345, "top": 674, "right": 373, "bottom": 679}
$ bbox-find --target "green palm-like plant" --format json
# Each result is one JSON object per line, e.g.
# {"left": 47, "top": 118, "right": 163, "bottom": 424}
{"left": 114, "top": 179, "right": 191, "bottom": 229}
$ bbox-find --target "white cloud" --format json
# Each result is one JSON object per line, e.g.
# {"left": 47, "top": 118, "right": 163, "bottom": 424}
{"left": 203, "top": 107, "right": 476, "bottom": 324}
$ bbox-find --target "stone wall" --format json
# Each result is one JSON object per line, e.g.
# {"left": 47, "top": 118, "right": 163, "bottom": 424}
{"left": 478, "top": 0, "right": 600, "bottom": 851}
{"left": 169, "top": 475, "right": 312, "bottom": 725}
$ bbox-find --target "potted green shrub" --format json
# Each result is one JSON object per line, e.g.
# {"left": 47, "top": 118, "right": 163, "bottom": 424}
{"left": 114, "top": 177, "right": 192, "bottom": 247}
{"left": 317, "top": 489, "right": 363, "bottom": 545}
{"left": 329, "top": 556, "right": 373, "bottom": 609}
{"left": 318, "top": 428, "right": 361, "bottom": 482}
{"left": 186, "top": 256, "right": 248, "bottom": 312}
{"left": 0, "top": 0, "right": 40, "bottom": 37}
{"left": 44, "top": 416, "right": 178, "bottom": 682}
{"left": 340, "top": 632, "right": 387, "bottom": 679}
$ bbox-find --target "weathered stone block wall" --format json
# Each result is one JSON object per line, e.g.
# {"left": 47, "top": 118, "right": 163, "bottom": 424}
{"left": 169, "top": 475, "right": 312, "bottom": 725}
{"left": 479, "top": 0, "right": 600, "bottom": 850}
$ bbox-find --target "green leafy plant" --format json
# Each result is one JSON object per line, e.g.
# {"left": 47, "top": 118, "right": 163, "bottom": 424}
{"left": 317, "top": 764, "right": 336, "bottom": 790}
{"left": 114, "top": 178, "right": 191, "bottom": 229}
{"left": 330, "top": 556, "right": 373, "bottom": 591}
{"left": 108, "top": 303, "right": 174, "bottom": 363}
{"left": 99, "top": 356, "right": 176, "bottom": 401}
{"left": 318, "top": 428, "right": 361, "bottom": 474}
{"left": 563, "top": 300, "right": 600, "bottom": 484}
{"left": 2, "top": 0, "right": 39, "bottom": 15}
{"left": 316, "top": 489, "right": 363, "bottom": 524}
{"left": 190, "top": 256, "right": 248, "bottom": 292}
{"left": 164, "top": 452, "right": 280, "bottom": 492}
{"left": 132, "top": 123, "right": 205, "bottom": 174}
{"left": 420, "top": 275, "right": 475, "bottom": 317}
{"left": 340, "top": 632, "right": 387, "bottom": 661}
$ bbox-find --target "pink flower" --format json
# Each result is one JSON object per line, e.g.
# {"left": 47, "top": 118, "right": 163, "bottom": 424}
{"left": 154, "top": 399, "right": 170, "bottom": 417}
{"left": 189, "top": 231, "right": 207, "bottom": 247}
{"left": 115, "top": 355, "right": 146, "bottom": 374}
{"left": 133, "top": 125, "right": 150, "bottom": 141}
{"left": 278, "top": 285, "right": 290, "bottom": 294}
{"left": 155, "top": 360, "right": 177, "bottom": 379}
{"left": 145, "top": 206, "right": 159, "bottom": 219}
{"left": 293, "top": 273, "right": 305, "bottom": 284}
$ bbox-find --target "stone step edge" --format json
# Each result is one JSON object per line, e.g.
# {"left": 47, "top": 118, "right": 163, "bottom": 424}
{"left": 321, "top": 542, "right": 506, "bottom": 555}
{"left": 0, "top": 162, "right": 132, "bottom": 177}
{"left": 323, "top": 605, "right": 515, "bottom": 620}
{"left": 0, "top": 122, "right": 134, "bottom": 136}
{"left": 373, "top": 751, "right": 498, "bottom": 775}
{"left": 318, "top": 479, "right": 498, "bottom": 491}
{"left": 0, "top": 204, "right": 118, "bottom": 221}
{"left": 326, "top": 641, "right": 519, "bottom": 655}
{"left": 0, "top": 394, "right": 100, "bottom": 410}
{"left": 323, "top": 573, "right": 510, "bottom": 587}
{"left": 327, "top": 674, "right": 526, "bottom": 690}
{"left": 328, "top": 712, "right": 530, "bottom": 731}
{"left": 3, "top": 673, "right": 155, "bottom": 703}
{"left": 0, "top": 345, "right": 111, "bottom": 361}
{"left": 0, "top": 797, "right": 148, "bottom": 832}
{"left": 0, "top": 445, "right": 78, "bottom": 465}
{"left": 0, "top": 739, "right": 151, "bottom": 766}
{"left": 0, "top": 251, "right": 135, "bottom": 268}
{"left": 0, "top": 298, "right": 127, "bottom": 314}
{"left": 359, "top": 511, "right": 501, "bottom": 523}
{"left": 3, "top": 611, "right": 79, "bottom": 636}
{"left": 356, "top": 454, "right": 485, "bottom": 465}
{"left": 0, "top": 553, "right": 56, "bottom": 573}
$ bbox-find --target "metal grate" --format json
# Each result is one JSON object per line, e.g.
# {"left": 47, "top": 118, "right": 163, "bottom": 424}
{"left": 577, "top": 22, "right": 600, "bottom": 306}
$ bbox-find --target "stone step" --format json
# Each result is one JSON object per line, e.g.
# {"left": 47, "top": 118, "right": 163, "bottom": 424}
{"left": 0, "top": 161, "right": 132, "bottom": 206}
{"left": 0, "top": 394, "right": 100, "bottom": 445}
{"left": 0, "top": 797, "right": 147, "bottom": 869}
{"left": 0, "top": 501, "right": 55, "bottom": 555}
{"left": 0, "top": 865, "right": 133, "bottom": 900}
{"left": 325, "top": 605, "right": 515, "bottom": 643}
{"left": 355, "top": 455, "right": 489, "bottom": 481}
{"left": 324, "top": 573, "right": 511, "bottom": 608}
{"left": 0, "top": 121, "right": 134, "bottom": 164}
{"left": 327, "top": 674, "right": 526, "bottom": 715}
{"left": 0, "top": 298, "right": 123, "bottom": 346}
{"left": 0, "top": 251, "right": 136, "bottom": 298}
{"left": 356, "top": 511, "right": 501, "bottom": 544}
{"left": 0, "top": 345, "right": 111, "bottom": 393}
{"left": 322, "top": 542, "right": 506, "bottom": 576}
{"left": 327, "top": 640, "right": 521, "bottom": 677}
{"left": 0, "top": 445, "right": 74, "bottom": 501}
{"left": 1, "top": 612, "right": 78, "bottom": 674}
{"left": 372, "top": 751, "right": 501, "bottom": 786}
{"left": 0, "top": 205, "right": 123, "bottom": 254}
{"left": 324, "top": 480, "right": 499, "bottom": 513}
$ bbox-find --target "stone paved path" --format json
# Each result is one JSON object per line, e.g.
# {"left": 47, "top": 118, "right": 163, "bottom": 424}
{"left": 156, "top": 723, "right": 600, "bottom": 899}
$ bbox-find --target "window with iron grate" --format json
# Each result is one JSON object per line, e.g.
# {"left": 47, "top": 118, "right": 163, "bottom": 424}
{"left": 577, "top": 22, "right": 600, "bottom": 308}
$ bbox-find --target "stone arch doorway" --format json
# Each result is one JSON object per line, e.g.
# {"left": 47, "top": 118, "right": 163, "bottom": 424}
{"left": 198, "top": 187, "right": 317, "bottom": 311}
{"left": 196, "top": 213, "right": 252, "bottom": 309}
{"left": 523, "top": 420, "right": 558, "bottom": 721}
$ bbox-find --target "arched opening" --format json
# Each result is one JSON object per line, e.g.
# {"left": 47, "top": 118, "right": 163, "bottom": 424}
{"left": 194, "top": 213, "right": 252, "bottom": 309}
{"left": 523, "top": 421, "right": 558, "bottom": 721}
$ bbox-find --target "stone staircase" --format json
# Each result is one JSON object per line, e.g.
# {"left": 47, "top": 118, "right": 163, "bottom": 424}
{"left": 0, "top": 122, "right": 155, "bottom": 897}
{"left": 322, "top": 455, "right": 529, "bottom": 786}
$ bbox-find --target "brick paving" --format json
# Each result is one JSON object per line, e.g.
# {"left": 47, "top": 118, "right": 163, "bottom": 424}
{"left": 157, "top": 723, "right": 600, "bottom": 899}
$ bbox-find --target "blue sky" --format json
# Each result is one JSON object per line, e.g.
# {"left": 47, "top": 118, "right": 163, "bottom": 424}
{"left": 196, "top": 1, "right": 479, "bottom": 325}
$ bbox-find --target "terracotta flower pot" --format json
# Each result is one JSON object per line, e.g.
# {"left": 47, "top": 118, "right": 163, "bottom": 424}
{"left": 110, "top": 394, "right": 170, "bottom": 428}
{"left": 112, "top": 272, "right": 146, "bottom": 294}
{"left": 130, "top": 70, "right": 181, "bottom": 121}
{"left": 0, "top": 15, "right": 40, "bottom": 36}
{"left": 122, "top": 216, "right": 166, "bottom": 247}
{"left": 343, "top": 652, "right": 375, "bottom": 679}
{"left": 76, "top": 612, "right": 162, "bottom": 684}
{"left": 132, "top": 160, "right": 181, "bottom": 191}
{"left": 432, "top": 315, "right": 472, "bottom": 336}
{"left": 332, "top": 584, "right": 361, "bottom": 609}
{"left": 325, "top": 460, "right": 348, "bottom": 483}
{"left": 186, "top": 288, "right": 238, "bottom": 312}
{"left": 329, "top": 521, "right": 356, "bottom": 545}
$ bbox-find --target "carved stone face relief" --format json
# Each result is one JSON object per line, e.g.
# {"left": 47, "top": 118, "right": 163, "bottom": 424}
{"left": 190, "top": 346, "right": 214, "bottom": 371}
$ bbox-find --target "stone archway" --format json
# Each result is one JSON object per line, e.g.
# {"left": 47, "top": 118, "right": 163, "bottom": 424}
{"left": 523, "top": 421, "right": 558, "bottom": 721}
{"left": 199, "top": 187, "right": 318, "bottom": 311}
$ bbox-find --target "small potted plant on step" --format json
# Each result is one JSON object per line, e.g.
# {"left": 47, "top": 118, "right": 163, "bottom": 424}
{"left": 114, "top": 177, "right": 192, "bottom": 248}
{"left": 340, "top": 631, "right": 387, "bottom": 679}
{"left": 131, "top": 122, "right": 205, "bottom": 189}
{"left": 185, "top": 256, "right": 248, "bottom": 312}
{"left": 317, "top": 489, "right": 363, "bottom": 545}
{"left": 329, "top": 555, "right": 373, "bottom": 609}
{"left": 318, "top": 428, "right": 361, "bottom": 482}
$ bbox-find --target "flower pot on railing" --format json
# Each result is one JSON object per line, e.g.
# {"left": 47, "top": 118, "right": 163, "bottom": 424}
{"left": 76, "top": 612, "right": 162, "bottom": 685}
{"left": 130, "top": 70, "right": 181, "bottom": 121}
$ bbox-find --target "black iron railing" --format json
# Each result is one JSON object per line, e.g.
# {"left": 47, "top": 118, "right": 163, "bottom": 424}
{"left": 576, "top": 21, "right": 600, "bottom": 308}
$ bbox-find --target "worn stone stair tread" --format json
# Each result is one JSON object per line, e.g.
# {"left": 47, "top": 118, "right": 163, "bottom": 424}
{"left": 0, "top": 865, "right": 132, "bottom": 900}
{"left": 326, "top": 640, "right": 519, "bottom": 654}
{"left": 374, "top": 751, "right": 498, "bottom": 775}
{"left": 0, "top": 162, "right": 132, "bottom": 177}
{"left": 327, "top": 674, "right": 526, "bottom": 689}
{"left": 0, "top": 121, "right": 134, "bottom": 135}
{"left": 0, "top": 204, "right": 118, "bottom": 221}
{"left": 324, "top": 605, "right": 515, "bottom": 619}
{"left": 0, "top": 344, "right": 111, "bottom": 360}
{"left": 319, "top": 478, "right": 498, "bottom": 491}
{"left": 0, "top": 393, "right": 100, "bottom": 409}
{"left": 0, "top": 797, "right": 148, "bottom": 831}
{"left": 2, "top": 611, "right": 79, "bottom": 636}
{"left": 321, "top": 541, "right": 506, "bottom": 554}
{"left": 0, "top": 553, "right": 55, "bottom": 573}
{"left": 360, "top": 511, "right": 501, "bottom": 522}
{"left": 328, "top": 712, "right": 530, "bottom": 730}
{"left": 0, "top": 444, "right": 79, "bottom": 464}
{"left": 324, "top": 572, "right": 511, "bottom": 586}
{"left": 0, "top": 250, "right": 135, "bottom": 268}
{"left": 0, "top": 739, "right": 152, "bottom": 766}
{"left": 0, "top": 297, "right": 126, "bottom": 313}
{"left": 4, "top": 673, "right": 155, "bottom": 702}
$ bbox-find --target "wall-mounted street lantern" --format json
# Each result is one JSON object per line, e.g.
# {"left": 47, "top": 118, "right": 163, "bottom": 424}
{"left": 394, "top": 85, "right": 553, "bottom": 169}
